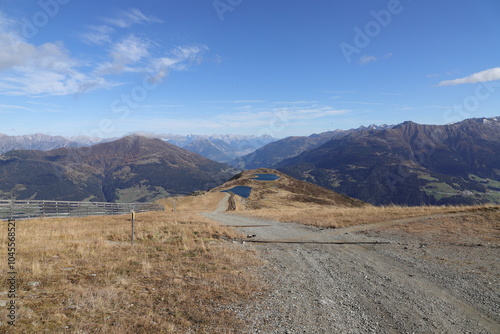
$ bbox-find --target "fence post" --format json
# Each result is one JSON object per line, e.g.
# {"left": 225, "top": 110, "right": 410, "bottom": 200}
{"left": 131, "top": 211, "right": 136, "bottom": 246}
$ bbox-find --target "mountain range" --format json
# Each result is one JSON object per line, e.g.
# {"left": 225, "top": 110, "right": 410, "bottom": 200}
{"left": 230, "top": 124, "right": 393, "bottom": 169}
{"left": 1, "top": 117, "right": 499, "bottom": 206}
{"left": 0, "top": 136, "right": 237, "bottom": 202}
{"left": 0, "top": 133, "right": 276, "bottom": 163}
{"left": 0, "top": 133, "right": 109, "bottom": 154}
{"left": 276, "top": 117, "right": 500, "bottom": 205}
{"left": 160, "top": 133, "right": 276, "bottom": 163}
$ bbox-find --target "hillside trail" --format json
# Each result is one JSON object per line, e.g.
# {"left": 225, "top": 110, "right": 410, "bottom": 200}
{"left": 203, "top": 195, "right": 500, "bottom": 334}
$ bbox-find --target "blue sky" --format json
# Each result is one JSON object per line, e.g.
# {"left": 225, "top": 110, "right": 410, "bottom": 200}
{"left": 0, "top": 0, "right": 499, "bottom": 138}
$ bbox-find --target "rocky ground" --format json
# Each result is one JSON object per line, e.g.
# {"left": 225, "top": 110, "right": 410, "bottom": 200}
{"left": 204, "top": 206, "right": 500, "bottom": 334}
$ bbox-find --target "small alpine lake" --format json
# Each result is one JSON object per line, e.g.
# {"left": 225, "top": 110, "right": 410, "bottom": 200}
{"left": 250, "top": 173, "right": 281, "bottom": 181}
{"left": 221, "top": 186, "right": 253, "bottom": 198}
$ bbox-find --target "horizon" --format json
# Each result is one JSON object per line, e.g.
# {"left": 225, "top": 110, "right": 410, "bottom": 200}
{"left": 1, "top": 115, "right": 499, "bottom": 140}
{"left": 1, "top": 1, "right": 499, "bottom": 138}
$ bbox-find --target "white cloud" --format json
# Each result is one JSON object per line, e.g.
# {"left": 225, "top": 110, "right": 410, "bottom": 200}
{"left": 426, "top": 70, "right": 459, "bottom": 78}
{"left": 291, "top": 107, "right": 349, "bottom": 120}
{"left": 26, "top": 101, "right": 61, "bottom": 107}
{"left": 233, "top": 100, "right": 265, "bottom": 103}
{"left": 334, "top": 101, "right": 384, "bottom": 106}
{"left": 1, "top": 70, "right": 89, "bottom": 96}
{"left": 359, "top": 55, "right": 377, "bottom": 65}
{"left": 0, "top": 31, "right": 101, "bottom": 96}
{"left": 234, "top": 105, "right": 253, "bottom": 111}
{"left": 103, "top": 8, "right": 162, "bottom": 28}
{"left": 438, "top": 67, "right": 500, "bottom": 86}
{"left": 368, "top": 92, "right": 403, "bottom": 96}
{"left": 138, "top": 104, "right": 184, "bottom": 110}
{"left": 203, "top": 99, "right": 265, "bottom": 104}
{"left": 218, "top": 105, "right": 349, "bottom": 125}
{"left": 0, "top": 104, "right": 31, "bottom": 111}
{"left": 0, "top": 19, "right": 78, "bottom": 75}
{"left": 112, "top": 35, "right": 151, "bottom": 63}
{"left": 80, "top": 9, "right": 161, "bottom": 45}
{"left": 80, "top": 25, "right": 115, "bottom": 45}
{"left": 272, "top": 100, "right": 317, "bottom": 105}
{"left": 96, "top": 42, "right": 207, "bottom": 77}
{"left": 0, "top": 11, "right": 112, "bottom": 96}
{"left": 97, "top": 35, "right": 152, "bottom": 75}
{"left": 148, "top": 45, "right": 208, "bottom": 76}
{"left": 0, "top": 9, "right": 205, "bottom": 97}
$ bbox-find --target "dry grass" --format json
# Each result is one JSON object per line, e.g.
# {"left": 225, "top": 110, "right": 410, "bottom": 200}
{"left": 0, "top": 202, "right": 261, "bottom": 333}
{"left": 378, "top": 209, "right": 500, "bottom": 244}
{"left": 236, "top": 203, "right": 500, "bottom": 229}
{"left": 158, "top": 192, "right": 227, "bottom": 213}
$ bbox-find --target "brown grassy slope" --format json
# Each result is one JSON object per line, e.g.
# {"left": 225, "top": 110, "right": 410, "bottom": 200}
{"left": 0, "top": 195, "right": 261, "bottom": 334}
{"left": 240, "top": 204, "right": 500, "bottom": 228}
{"left": 158, "top": 191, "right": 228, "bottom": 212}
{"left": 375, "top": 207, "right": 500, "bottom": 245}
{"left": 211, "top": 168, "right": 366, "bottom": 210}
{"left": 214, "top": 170, "right": 500, "bottom": 229}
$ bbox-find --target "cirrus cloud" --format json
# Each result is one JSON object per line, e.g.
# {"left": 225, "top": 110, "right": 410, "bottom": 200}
{"left": 103, "top": 8, "right": 162, "bottom": 28}
{"left": 438, "top": 67, "right": 500, "bottom": 86}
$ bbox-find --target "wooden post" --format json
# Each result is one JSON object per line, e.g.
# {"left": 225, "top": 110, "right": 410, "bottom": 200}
{"left": 131, "top": 211, "right": 136, "bottom": 246}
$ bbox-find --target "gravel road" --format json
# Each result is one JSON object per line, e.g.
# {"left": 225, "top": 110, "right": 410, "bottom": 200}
{"left": 203, "top": 197, "right": 500, "bottom": 333}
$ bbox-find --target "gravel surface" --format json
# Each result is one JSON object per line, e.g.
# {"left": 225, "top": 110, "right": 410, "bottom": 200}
{"left": 204, "top": 202, "right": 500, "bottom": 334}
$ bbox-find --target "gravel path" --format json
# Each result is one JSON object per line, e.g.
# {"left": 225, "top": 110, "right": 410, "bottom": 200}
{"left": 203, "top": 203, "right": 500, "bottom": 334}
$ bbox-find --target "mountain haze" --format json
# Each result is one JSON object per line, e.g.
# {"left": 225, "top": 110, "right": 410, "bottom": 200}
{"left": 163, "top": 134, "right": 276, "bottom": 162}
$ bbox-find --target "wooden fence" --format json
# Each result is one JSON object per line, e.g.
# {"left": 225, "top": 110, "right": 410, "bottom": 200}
{"left": 0, "top": 200, "right": 164, "bottom": 221}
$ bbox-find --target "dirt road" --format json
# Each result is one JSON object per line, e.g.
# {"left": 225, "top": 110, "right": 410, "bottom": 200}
{"left": 203, "top": 198, "right": 500, "bottom": 333}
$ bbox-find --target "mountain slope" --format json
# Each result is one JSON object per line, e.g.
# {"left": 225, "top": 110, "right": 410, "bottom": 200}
{"left": 231, "top": 125, "right": 393, "bottom": 169}
{"left": 211, "top": 168, "right": 366, "bottom": 209}
{"left": 276, "top": 117, "right": 500, "bottom": 205}
{"left": 0, "top": 136, "right": 237, "bottom": 202}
